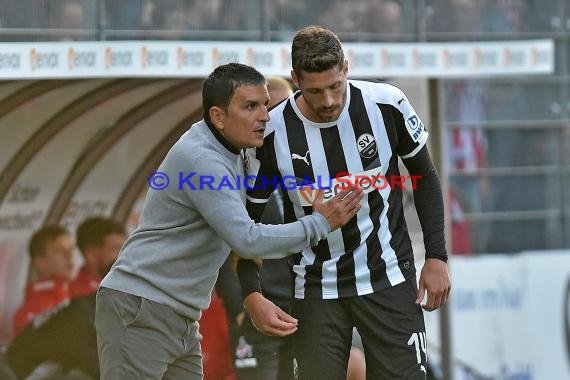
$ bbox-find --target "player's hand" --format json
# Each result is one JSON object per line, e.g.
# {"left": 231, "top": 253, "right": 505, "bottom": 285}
{"left": 312, "top": 187, "right": 364, "bottom": 230}
{"left": 243, "top": 292, "right": 297, "bottom": 337}
{"left": 416, "top": 258, "right": 451, "bottom": 311}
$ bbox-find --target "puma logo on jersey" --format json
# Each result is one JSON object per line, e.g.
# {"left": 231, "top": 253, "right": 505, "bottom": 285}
{"left": 291, "top": 150, "right": 310, "bottom": 166}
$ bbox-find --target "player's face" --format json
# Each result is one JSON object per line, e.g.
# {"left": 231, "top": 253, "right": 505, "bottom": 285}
{"left": 293, "top": 61, "right": 348, "bottom": 123}
{"left": 35, "top": 234, "right": 76, "bottom": 281}
{"left": 216, "top": 84, "right": 270, "bottom": 149}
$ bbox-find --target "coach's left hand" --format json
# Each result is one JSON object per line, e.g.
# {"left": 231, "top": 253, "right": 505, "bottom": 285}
{"left": 415, "top": 258, "right": 451, "bottom": 311}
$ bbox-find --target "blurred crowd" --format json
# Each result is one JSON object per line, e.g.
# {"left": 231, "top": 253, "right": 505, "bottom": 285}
{"left": 0, "top": 0, "right": 559, "bottom": 42}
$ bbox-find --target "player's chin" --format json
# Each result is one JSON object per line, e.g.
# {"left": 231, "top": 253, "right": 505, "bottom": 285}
{"left": 319, "top": 111, "right": 340, "bottom": 122}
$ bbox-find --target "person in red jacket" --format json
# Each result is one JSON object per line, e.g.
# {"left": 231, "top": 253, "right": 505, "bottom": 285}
{"left": 201, "top": 290, "right": 236, "bottom": 380}
{"left": 70, "top": 217, "right": 126, "bottom": 298}
{"left": 12, "top": 225, "right": 76, "bottom": 337}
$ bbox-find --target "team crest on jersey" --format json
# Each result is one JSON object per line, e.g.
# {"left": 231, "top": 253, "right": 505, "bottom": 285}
{"left": 406, "top": 114, "right": 425, "bottom": 143}
{"left": 357, "top": 133, "right": 377, "bottom": 159}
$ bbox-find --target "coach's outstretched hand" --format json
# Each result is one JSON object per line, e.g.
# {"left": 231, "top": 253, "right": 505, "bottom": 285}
{"left": 243, "top": 292, "right": 298, "bottom": 337}
{"left": 416, "top": 258, "right": 452, "bottom": 311}
{"left": 312, "top": 188, "right": 364, "bottom": 231}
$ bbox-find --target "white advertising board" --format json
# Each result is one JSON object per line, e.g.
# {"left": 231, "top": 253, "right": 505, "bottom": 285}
{"left": 0, "top": 40, "right": 554, "bottom": 80}
{"left": 425, "top": 251, "right": 570, "bottom": 379}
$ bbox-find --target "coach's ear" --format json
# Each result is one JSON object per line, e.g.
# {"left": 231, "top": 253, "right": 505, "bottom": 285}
{"left": 209, "top": 106, "right": 225, "bottom": 131}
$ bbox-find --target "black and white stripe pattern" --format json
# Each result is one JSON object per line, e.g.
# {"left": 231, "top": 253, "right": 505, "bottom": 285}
{"left": 246, "top": 80, "right": 428, "bottom": 299}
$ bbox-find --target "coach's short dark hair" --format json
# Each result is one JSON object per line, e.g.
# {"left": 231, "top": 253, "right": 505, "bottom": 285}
{"left": 202, "top": 63, "right": 266, "bottom": 124}
{"left": 76, "top": 217, "right": 126, "bottom": 254}
{"left": 29, "top": 225, "right": 70, "bottom": 260}
{"left": 291, "top": 26, "right": 345, "bottom": 77}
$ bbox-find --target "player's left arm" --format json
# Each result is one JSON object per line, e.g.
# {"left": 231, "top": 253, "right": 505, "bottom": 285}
{"left": 391, "top": 86, "right": 451, "bottom": 311}
{"left": 403, "top": 147, "right": 451, "bottom": 312}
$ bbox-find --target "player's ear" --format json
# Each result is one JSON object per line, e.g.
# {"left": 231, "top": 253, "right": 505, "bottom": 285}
{"left": 209, "top": 106, "right": 225, "bottom": 131}
{"left": 291, "top": 70, "right": 299, "bottom": 89}
{"left": 343, "top": 59, "right": 349, "bottom": 75}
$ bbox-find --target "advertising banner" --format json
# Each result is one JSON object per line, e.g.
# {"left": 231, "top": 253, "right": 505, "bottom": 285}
{"left": 0, "top": 40, "right": 554, "bottom": 80}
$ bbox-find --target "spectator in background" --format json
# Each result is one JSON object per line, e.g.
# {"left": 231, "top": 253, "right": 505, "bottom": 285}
{"left": 318, "top": 0, "right": 405, "bottom": 41}
{"left": 379, "top": 1, "right": 403, "bottom": 33}
{"left": 70, "top": 217, "right": 126, "bottom": 298}
{"left": 12, "top": 225, "right": 75, "bottom": 337}
{"left": 200, "top": 290, "right": 236, "bottom": 380}
{"left": 445, "top": 80, "right": 489, "bottom": 254}
{"left": 318, "top": 0, "right": 370, "bottom": 36}
{"left": 267, "top": 77, "right": 295, "bottom": 108}
{"left": 480, "top": 0, "right": 530, "bottom": 34}
{"left": 368, "top": 0, "right": 404, "bottom": 39}
{"left": 6, "top": 293, "right": 100, "bottom": 380}
{"left": 6, "top": 218, "right": 126, "bottom": 380}
{"left": 426, "top": 0, "right": 485, "bottom": 35}
{"left": 105, "top": 0, "right": 144, "bottom": 31}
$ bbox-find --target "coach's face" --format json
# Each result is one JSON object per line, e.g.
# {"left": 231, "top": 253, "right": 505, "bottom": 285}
{"left": 210, "top": 84, "right": 270, "bottom": 149}
{"left": 292, "top": 60, "right": 348, "bottom": 123}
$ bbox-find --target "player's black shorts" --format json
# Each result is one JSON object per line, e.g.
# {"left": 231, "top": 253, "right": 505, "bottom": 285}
{"left": 291, "top": 276, "right": 427, "bottom": 380}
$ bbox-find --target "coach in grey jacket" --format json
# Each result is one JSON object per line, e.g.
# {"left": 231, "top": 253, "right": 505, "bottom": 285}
{"left": 95, "top": 63, "right": 363, "bottom": 380}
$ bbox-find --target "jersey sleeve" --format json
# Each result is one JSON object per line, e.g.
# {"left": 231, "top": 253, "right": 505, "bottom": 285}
{"left": 245, "top": 131, "right": 280, "bottom": 222}
{"left": 391, "top": 88, "right": 429, "bottom": 159}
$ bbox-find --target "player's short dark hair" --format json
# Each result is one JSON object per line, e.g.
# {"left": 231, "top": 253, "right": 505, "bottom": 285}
{"left": 76, "top": 217, "right": 125, "bottom": 254}
{"left": 291, "top": 26, "right": 345, "bottom": 77}
{"left": 202, "top": 63, "right": 266, "bottom": 124}
{"left": 29, "top": 225, "right": 70, "bottom": 260}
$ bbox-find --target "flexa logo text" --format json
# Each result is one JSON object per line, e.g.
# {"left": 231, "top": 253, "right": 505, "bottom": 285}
{"left": 141, "top": 47, "right": 168, "bottom": 68}
{"left": 347, "top": 49, "right": 374, "bottom": 68}
{"left": 68, "top": 48, "right": 96, "bottom": 70}
{"left": 412, "top": 49, "right": 436, "bottom": 69}
{"left": 381, "top": 49, "right": 405, "bottom": 69}
{"left": 474, "top": 49, "right": 498, "bottom": 68}
{"left": 105, "top": 48, "right": 133, "bottom": 69}
{"left": 280, "top": 48, "right": 291, "bottom": 70}
{"left": 177, "top": 47, "right": 204, "bottom": 68}
{"left": 0, "top": 53, "right": 20, "bottom": 69}
{"left": 30, "top": 49, "right": 59, "bottom": 71}
{"left": 296, "top": 167, "right": 421, "bottom": 206}
{"left": 442, "top": 49, "right": 468, "bottom": 69}
{"left": 246, "top": 48, "right": 273, "bottom": 67}
{"left": 503, "top": 48, "right": 525, "bottom": 67}
{"left": 212, "top": 48, "right": 239, "bottom": 67}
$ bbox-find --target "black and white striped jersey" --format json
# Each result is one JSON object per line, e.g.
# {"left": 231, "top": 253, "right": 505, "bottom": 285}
{"left": 245, "top": 80, "right": 428, "bottom": 300}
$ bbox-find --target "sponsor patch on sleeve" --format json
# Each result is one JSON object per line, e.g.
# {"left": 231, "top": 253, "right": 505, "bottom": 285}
{"left": 405, "top": 114, "right": 426, "bottom": 143}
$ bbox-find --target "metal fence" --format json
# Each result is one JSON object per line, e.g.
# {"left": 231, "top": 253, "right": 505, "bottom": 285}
{"left": 0, "top": 0, "right": 569, "bottom": 255}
